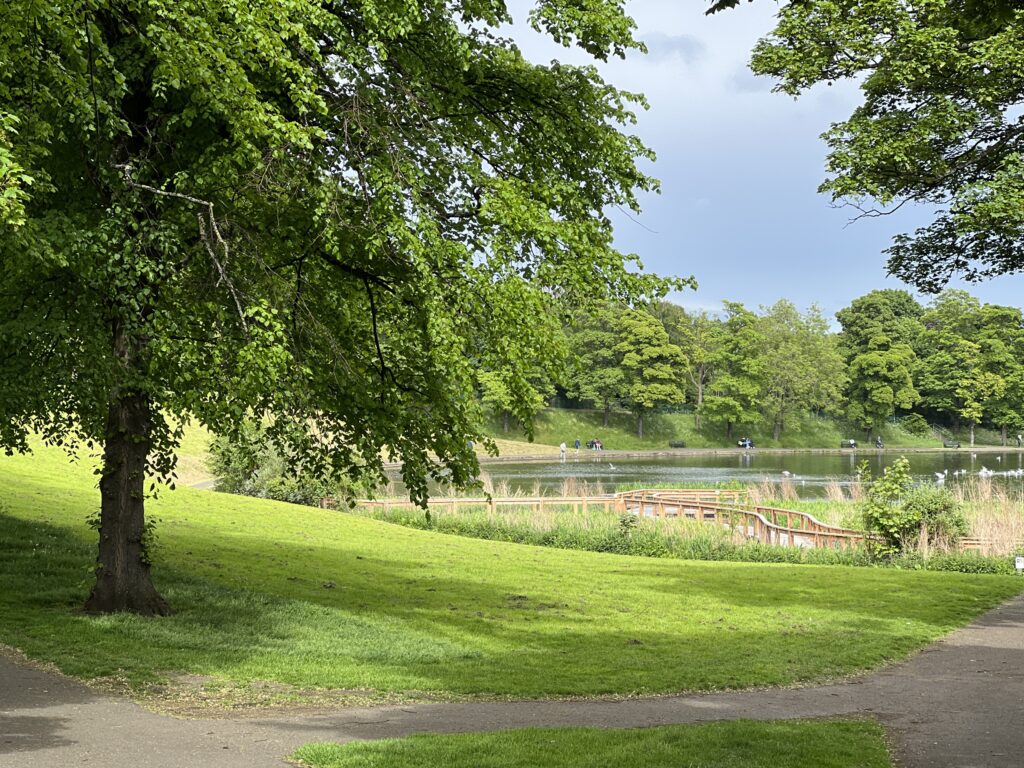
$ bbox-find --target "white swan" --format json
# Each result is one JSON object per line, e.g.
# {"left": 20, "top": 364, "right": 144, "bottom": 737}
{"left": 934, "top": 470, "right": 948, "bottom": 482}
{"left": 979, "top": 466, "right": 994, "bottom": 477}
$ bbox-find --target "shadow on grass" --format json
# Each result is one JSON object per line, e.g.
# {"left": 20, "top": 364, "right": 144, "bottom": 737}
{"left": 1, "top": 509, "right": 1019, "bottom": 700}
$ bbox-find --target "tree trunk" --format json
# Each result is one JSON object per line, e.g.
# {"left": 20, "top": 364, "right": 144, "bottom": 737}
{"left": 969, "top": 421, "right": 975, "bottom": 448}
{"left": 502, "top": 410, "right": 510, "bottom": 433}
{"left": 1001, "top": 425, "right": 1007, "bottom": 446}
{"left": 603, "top": 402, "right": 610, "bottom": 427}
{"left": 726, "top": 420, "right": 733, "bottom": 440}
{"left": 773, "top": 418, "right": 782, "bottom": 441}
{"left": 637, "top": 412, "right": 644, "bottom": 439}
{"left": 84, "top": 324, "right": 170, "bottom": 616}
{"left": 694, "top": 382, "right": 703, "bottom": 430}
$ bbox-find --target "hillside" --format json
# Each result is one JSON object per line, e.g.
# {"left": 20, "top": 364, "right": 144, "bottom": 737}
{"left": 0, "top": 440, "right": 1018, "bottom": 711}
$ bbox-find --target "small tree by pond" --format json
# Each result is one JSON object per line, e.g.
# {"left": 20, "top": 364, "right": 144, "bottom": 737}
{"left": 861, "top": 457, "right": 968, "bottom": 554}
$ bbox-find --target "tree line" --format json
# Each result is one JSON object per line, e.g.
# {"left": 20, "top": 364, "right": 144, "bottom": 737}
{"left": 482, "top": 288, "right": 1024, "bottom": 445}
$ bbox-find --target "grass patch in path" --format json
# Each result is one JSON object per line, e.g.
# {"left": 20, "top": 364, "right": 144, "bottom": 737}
{"left": 0, "top": 443, "right": 1021, "bottom": 708}
{"left": 292, "top": 720, "right": 893, "bottom": 768}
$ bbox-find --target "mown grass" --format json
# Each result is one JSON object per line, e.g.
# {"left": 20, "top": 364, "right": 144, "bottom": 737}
{"left": 1, "top": 441, "right": 1021, "bottom": 706}
{"left": 486, "top": 408, "right": 940, "bottom": 451}
{"left": 292, "top": 720, "right": 893, "bottom": 768}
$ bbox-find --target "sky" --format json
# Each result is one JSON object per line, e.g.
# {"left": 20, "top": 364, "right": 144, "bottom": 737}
{"left": 505, "top": 1, "right": 1023, "bottom": 320}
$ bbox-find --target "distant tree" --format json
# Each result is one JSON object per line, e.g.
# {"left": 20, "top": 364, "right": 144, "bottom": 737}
{"left": 976, "top": 305, "right": 1024, "bottom": 444}
{"left": 701, "top": 302, "right": 764, "bottom": 439}
{"left": 0, "top": 1, "right": 669, "bottom": 614}
{"left": 748, "top": 0, "right": 1024, "bottom": 292}
{"left": 917, "top": 291, "right": 1009, "bottom": 445}
{"left": 566, "top": 306, "right": 626, "bottom": 427}
{"left": 836, "top": 291, "right": 923, "bottom": 433}
{"left": 613, "top": 310, "right": 686, "bottom": 438}
{"left": 758, "top": 301, "right": 845, "bottom": 440}
{"left": 653, "top": 301, "right": 722, "bottom": 429}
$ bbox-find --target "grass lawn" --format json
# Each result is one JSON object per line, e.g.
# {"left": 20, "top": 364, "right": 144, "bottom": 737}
{"left": 292, "top": 720, "right": 893, "bottom": 768}
{"left": 0, "top": 442, "right": 1020, "bottom": 708}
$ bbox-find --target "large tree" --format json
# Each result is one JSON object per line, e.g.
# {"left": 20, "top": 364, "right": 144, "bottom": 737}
{"left": 746, "top": 0, "right": 1024, "bottom": 292}
{"left": 613, "top": 309, "right": 686, "bottom": 438}
{"left": 652, "top": 301, "right": 722, "bottom": 429}
{"left": 566, "top": 305, "right": 626, "bottom": 427}
{"left": 0, "top": 1, "right": 668, "bottom": 614}
{"left": 758, "top": 301, "right": 844, "bottom": 441}
{"left": 836, "top": 291, "right": 923, "bottom": 434}
{"left": 701, "top": 302, "right": 764, "bottom": 439}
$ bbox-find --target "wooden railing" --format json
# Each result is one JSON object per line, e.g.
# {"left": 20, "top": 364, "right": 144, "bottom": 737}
{"left": 330, "top": 487, "right": 870, "bottom": 551}
{"left": 614, "top": 489, "right": 871, "bottom": 551}
{"left": 336, "top": 488, "right": 1010, "bottom": 553}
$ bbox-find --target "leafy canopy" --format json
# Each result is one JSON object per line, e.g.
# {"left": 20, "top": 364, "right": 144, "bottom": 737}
{"left": 0, "top": 0, "right": 675, "bottom": 503}
{"left": 748, "top": 0, "right": 1024, "bottom": 291}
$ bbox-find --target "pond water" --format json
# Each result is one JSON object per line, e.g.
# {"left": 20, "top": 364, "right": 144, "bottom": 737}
{"left": 465, "top": 450, "right": 1024, "bottom": 498}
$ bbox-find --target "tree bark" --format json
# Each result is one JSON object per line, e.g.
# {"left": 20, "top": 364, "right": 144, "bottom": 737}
{"left": 603, "top": 402, "right": 610, "bottom": 427}
{"left": 969, "top": 421, "right": 975, "bottom": 448}
{"left": 1001, "top": 424, "right": 1007, "bottom": 446}
{"left": 694, "top": 380, "right": 703, "bottom": 430}
{"left": 84, "top": 323, "right": 171, "bottom": 616}
{"left": 502, "top": 410, "right": 510, "bottom": 433}
{"left": 637, "top": 412, "right": 644, "bottom": 439}
{"left": 772, "top": 418, "right": 782, "bottom": 442}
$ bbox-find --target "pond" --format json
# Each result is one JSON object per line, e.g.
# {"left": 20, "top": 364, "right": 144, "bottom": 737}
{"left": 465, "top": 450, "right": 1024, "bottom": 498}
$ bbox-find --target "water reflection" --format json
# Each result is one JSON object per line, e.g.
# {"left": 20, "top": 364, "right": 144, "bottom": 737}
{"left": 450, "top": 451, "right": 1024, "bottom": 498}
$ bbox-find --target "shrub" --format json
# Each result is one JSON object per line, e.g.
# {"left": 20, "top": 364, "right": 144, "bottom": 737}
{"left": 902, "top": 485, "right": 969, "bottom": 545}
{"left": 209, "top": 421, "right": 365, "bottom": 506}
{"left": 900, "top": 413, "right": 931, "bottom": 437}
{"left": 861, "top": 457, "right": 914, "bottom": 552}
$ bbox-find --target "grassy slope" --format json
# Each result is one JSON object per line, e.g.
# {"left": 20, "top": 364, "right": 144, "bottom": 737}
{"left": 0, "top": 442, "right": 1020, "bottom": 704}
{"left": 293, "top": 720, "right": 893, "bottom": 768}
{"left": 487, "top": 409, "right": 940, "bottom": 451}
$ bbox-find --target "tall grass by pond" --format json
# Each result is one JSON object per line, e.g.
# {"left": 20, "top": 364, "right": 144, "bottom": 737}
{"left": 354, "top": 498, "right": 1020, "bottom": 574}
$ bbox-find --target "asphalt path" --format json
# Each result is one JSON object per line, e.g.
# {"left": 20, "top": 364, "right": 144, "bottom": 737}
{"left": 2, "top": 594, "right": 1022, "bottom": 767}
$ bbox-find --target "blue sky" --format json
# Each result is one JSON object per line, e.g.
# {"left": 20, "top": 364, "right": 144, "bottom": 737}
{"left": 507, "top": 1, "right": 1023, "bottom": 320}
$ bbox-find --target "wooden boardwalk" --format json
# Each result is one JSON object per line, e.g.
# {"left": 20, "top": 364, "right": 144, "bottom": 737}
{"left": 329, "top": 488, "right": 1010, "bottom": 552}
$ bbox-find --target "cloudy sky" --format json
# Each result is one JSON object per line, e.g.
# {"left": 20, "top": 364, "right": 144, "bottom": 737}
{"left": 506, "top": 1, "right": 1022, "bottom": 320}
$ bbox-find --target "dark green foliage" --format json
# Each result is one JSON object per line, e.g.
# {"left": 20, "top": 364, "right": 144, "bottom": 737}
{"left": 900, "top": 414, "right": 931, "bottom": 437}
{"left": 750, "top": 1, "right": 1024, "bottom": 292}
{"left": 902, "top": 486, "right": 969, "bottom": 543}
{"left": 208, "top": 422, "right": 363, "bottom": 507}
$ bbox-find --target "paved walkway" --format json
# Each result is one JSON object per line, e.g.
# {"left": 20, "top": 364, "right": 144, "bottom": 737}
{"left": 3, "top": 595, "right": 1022, "bottom": 768}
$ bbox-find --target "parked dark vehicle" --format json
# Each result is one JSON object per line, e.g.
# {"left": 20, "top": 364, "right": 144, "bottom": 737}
{"left": 840, "top": 439, "right": 857, "bottom": 449}
{"left": 943, "top": 440, "right": 961, "bottom": 449}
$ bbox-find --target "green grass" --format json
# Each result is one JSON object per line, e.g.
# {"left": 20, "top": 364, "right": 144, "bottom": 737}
{"left": 488, "top": 408, "right": 941, "bottom": 451}
{"left": 292, "top": 720, "right": 893, "bottom": 768}
{"left": 0, "top": 441, "right": 1021, "bottom": 706}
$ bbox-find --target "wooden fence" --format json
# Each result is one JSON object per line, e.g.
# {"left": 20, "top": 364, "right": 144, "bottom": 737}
{"left": 614, "top": 489, "right": 871, "bottom": 550}
{"left": 331, "top": 488, "right": 1011, "bottom": 553}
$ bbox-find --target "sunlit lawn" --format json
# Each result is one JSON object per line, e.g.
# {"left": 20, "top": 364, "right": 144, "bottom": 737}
{"left": 0, "top": 442, "right": 1019, "bottom": 706}
{"left": 293, "top": 720, "right": 893, "bottom": 768}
